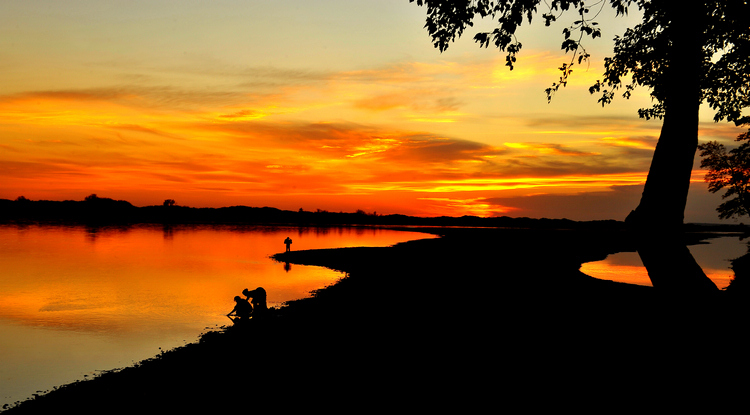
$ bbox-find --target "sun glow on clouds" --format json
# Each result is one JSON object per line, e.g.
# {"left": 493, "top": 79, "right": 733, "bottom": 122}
{"left": 0, "top": 68, "right": 672, "bottom": 218}
{"left": 419, "top": 197, "right": 513, "bottom": 217}
{"left": 0, "top": 1, "right": 742, "bottom": 222}
{"left": 349, "top": 172, "right": 649, "bottom": 194}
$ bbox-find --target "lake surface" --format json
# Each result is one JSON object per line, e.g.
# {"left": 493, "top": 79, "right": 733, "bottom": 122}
{"left": 3, "top": 226, "right": 743, "bottom": 408}
{"left": 0, "top": 223, "right": 437, "bottom": 408}
{"left": 580, "top": 235, "right": 747, "bottom": 289}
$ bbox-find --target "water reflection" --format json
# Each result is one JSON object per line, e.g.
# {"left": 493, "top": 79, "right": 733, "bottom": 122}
{"left": 163, "top": 224, "right": 174, "bottom": 240}
{"left": 726, "top": 241, "right": 750, "bottom": 294}
{"left": 1, "top": 224, "right": 434, "bottom": 333}
{"left": 0, "top": 223, "right": 435, "bottom": 407}
{"left": 580, "top": 236, "right": 745, "bottom": 289}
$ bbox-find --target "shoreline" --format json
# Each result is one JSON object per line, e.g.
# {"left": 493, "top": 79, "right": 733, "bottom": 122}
{"left": 3, "top": 226, "right": 743, "bottom": 412}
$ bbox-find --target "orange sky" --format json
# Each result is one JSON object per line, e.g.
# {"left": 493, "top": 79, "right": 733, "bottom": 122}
{"left": 0, "top": 1, "right": 744, "bottom": 221}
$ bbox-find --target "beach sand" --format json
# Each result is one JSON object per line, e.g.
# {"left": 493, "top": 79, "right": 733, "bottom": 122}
{"left": 3, "top": 227, "right": 741, "bottom": 413}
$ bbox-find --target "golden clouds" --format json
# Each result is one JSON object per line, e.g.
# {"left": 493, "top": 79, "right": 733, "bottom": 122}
{"left": 217, "top": 109, "right": 268, "bottom": 121}
{"left": 2, "top": 46, "right": 731, "bottom": 219}
{"left": 339, "top": 55, "right": 593, "bottom": 125}
{"left": 503, "top": 142, "right": 600, "bottom": 156}
{"left": 599, "top": 136, "right": 655, "bottom": 149}
{"left": 0, "top": 81, "right": 659, "bottom": 217}
{"left": 345, "top": 138, "right": 401, "bottom": 158}
{"left": 362, "top": 172, "right": 649, "bottom": 194}
{"left": 418, "top": 197, "right": 515, "bottom": 217}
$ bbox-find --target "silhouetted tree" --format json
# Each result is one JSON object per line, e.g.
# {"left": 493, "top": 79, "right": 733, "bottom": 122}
{"left": 411, "top": 0, "right": 750, "bottom": 293}
{"left": 163, "top": 199, "right": 176, "bottom": 207}
{"left": 698, "top": 128, "right": 750, "bottom": 220}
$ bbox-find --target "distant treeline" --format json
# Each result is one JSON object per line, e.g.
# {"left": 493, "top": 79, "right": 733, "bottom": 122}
{"left": 0, "top": 194, "right": 740, "bottom": 232}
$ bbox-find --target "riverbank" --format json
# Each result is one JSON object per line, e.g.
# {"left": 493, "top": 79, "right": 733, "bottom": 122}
{"left": 3, "top": 226, "right": 744, "bottom": 413}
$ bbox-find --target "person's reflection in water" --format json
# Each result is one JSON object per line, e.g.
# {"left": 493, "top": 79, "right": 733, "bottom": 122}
{"left": 243, "top": 287, "right": 268, "bottom": 319}
{"left": 227, "top": 296, "right": 253, "bottom": 324}
{"left": 284, "top": 262, "right": 291, "bottom": 272}
{"left": 162, "top": 225, "right": 174, "bottom": 240}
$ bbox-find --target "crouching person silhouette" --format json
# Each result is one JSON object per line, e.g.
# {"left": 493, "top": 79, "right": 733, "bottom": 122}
{"left": 227, "top": 295, "right": 253, "bottom": 324}
{"left": 243, "top": 287, "right": 267, "bottom": 319}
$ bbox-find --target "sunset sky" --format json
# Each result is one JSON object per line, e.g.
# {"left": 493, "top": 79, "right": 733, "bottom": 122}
{"left": 1, "top": 0, "right": 745, "bottom": 222}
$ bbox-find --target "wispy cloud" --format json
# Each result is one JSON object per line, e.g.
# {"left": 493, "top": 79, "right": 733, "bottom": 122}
{"left": 503, "top": 142, "right": 600, "bottom": 156}
{"left": 0, "top": 52, "right": 689, "bottom": 217}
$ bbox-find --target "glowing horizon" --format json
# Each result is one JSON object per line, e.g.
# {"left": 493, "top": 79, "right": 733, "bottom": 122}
{"left": 0, "top": 1, "right": 744, "bottom": 222}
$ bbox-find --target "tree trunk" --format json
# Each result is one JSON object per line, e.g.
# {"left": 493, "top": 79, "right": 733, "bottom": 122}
{"left": 627, "top": 4, "right": 719, "bottom": 293}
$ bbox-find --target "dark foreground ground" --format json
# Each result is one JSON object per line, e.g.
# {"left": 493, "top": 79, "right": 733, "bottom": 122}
{"left": 4, "top": 227, "right": 747, "bottom": 413}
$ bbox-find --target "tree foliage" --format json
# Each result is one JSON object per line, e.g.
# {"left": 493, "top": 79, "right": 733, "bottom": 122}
{"left": 698, "top": 128, "right": 750, "bottom": 219}
{"left": 411, "top": 0, "right": 750, "bottom": 123}
{"left": 411, "top": 1, "right": 750, "bottom": 293}
{"left": 593, "top": 0, "right": 750, "bottom": 123}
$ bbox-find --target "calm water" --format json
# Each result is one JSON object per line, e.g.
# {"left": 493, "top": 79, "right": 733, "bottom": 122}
{"left": 580, "top": 235, "right": 747, "bottom": 289}
{"left": 0, "top": 223, "right": 437, "bottom": 408}
{"left": 3, "top": 227, "right": 743, "bottom": 408}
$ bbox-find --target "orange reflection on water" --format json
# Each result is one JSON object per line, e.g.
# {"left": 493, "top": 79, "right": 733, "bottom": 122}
{"left": 580, "top": 260, "right": 653, "bottom": 287}
{"left": 0, "top": 224, "right": 434, "bottom": 334}
{"left": 0, "top": 223, "right": 436, "bottom": 407}
{"left": 581, "top": 260, "right": 733, "bottom": 289}
{"left": 580, "top": 237, "right": 743, "bottom": 290}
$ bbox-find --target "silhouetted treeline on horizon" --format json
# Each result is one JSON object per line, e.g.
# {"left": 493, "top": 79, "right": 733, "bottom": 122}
{"left": 0, "top": 194, "right": 743, "bottom": 232}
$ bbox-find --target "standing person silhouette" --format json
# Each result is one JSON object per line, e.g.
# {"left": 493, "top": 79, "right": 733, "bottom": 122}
{"left": 284, "top": 237, "right": 292, "bottom": 252}
{"left": 243, "top": 287, "right": 268, "bottom": 319}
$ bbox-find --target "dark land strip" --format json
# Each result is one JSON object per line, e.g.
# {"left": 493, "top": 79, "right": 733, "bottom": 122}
{"left": 3, "top": 226, "right": 746, "bottom": 413}
{"left": 3, "top": 195, "right": 743, "bottom": 233}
